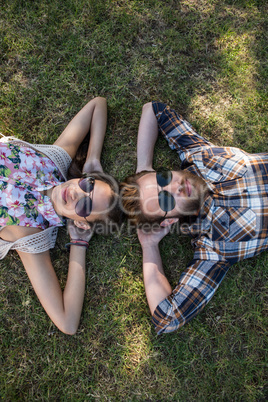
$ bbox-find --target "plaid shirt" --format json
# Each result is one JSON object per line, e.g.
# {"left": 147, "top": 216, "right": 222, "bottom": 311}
{"left": 151, "top": 102, "right": 268, "bottom": 334}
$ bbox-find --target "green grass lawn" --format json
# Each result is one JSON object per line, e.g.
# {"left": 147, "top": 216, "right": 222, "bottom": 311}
{"left": 0, "top": 0, "right": 267, "bottom": 400}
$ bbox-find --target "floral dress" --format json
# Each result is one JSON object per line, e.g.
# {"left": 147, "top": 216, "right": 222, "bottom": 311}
{"left": 0, "top": 143, "right": 65, "bottom": 230}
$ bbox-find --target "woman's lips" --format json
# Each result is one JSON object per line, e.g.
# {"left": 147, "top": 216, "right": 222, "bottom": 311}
{"left": 62, "top": 188, "right": 67, "bottom": 203}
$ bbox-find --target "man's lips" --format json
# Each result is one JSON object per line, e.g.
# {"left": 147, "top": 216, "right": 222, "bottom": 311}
{"left": 186, "top": 179, "right": 192, "bottom": 197}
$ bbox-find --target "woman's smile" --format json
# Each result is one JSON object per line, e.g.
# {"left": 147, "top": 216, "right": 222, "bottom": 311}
{"left": 62, "top": 187, "right": 68, "bottom": 203}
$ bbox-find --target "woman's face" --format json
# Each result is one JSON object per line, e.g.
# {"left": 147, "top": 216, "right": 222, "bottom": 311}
{"left": 51, "top": 178, "right": 112, "bottom": 222}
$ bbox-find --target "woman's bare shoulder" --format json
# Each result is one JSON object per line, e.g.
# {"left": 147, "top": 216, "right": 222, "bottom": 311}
{"left": 0, "top": 226, "right": 42, "bottom": 242}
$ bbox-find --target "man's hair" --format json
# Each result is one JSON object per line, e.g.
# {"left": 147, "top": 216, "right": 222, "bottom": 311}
{"left": 120, "top": 170, "right": 164, "bottom": 226}
{"left": 67, "top": 132, "right": 124, "bottom": 230}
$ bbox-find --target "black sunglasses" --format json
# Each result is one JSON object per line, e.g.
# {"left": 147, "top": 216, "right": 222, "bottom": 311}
{"left": 156, "top": 171, "right": 176, "bottom": 217}
{"left": 75, "top": 175, "right": 95, "bottom": 218}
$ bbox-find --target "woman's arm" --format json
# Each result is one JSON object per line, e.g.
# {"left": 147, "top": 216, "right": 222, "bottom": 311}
{"left": 136, "top": 102, "right": 159, "bottom": 173}
{"left": 54, "top": 97, "right": 107, "bottom": 167}
{"left": 17, "top": 247, "right": 87, "bottom": 335}
{"left": 16, "top": 222, "right": 93, "bottom": 335}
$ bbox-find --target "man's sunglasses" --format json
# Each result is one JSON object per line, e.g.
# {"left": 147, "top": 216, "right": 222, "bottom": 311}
{"left": 75, "top": 175, "right": 95, "bottom": 218}
{"left": 156, "top": 171, "right": 176, "bottom": 217}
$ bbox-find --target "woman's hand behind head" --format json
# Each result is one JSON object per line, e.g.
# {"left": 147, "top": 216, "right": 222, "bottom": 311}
{"left": 67, "top": 219, "right": 94, "bottom": 242}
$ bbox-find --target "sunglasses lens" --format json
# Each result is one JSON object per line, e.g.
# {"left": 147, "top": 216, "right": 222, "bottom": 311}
{"left": 158, "top": 190, "right": 176, "bottom": 212}
{"left": 79, "top": 177, "right": 95, "bottom": 193}
{"left": 75, "top": 197, "right": 92, "bottom": 217}
{"left": 156, "top": 171, "right": 172, "bottom": 187}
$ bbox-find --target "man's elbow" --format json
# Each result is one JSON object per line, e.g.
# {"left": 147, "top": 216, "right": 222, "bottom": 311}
{"left": 142, "top": 102, "right": 152, "bottom": 112}
{"left": 153, "top": 318, "right": 185, "bottom": 335}
{"left": 152, "top": 305, "right": 186, "bottom": 334}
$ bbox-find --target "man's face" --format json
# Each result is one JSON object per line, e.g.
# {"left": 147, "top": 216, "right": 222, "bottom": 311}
{"left": 137, "top": 170, "right": 207, "bottom": 220}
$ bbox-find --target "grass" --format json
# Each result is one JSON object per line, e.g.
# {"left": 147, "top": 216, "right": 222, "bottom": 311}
{"left": 0, "top": 0, "right": 267, "bottom": 400}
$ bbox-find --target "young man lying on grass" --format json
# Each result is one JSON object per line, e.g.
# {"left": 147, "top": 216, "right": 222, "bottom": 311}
{"left": 121, "top": 101, "right": 268, "bottom": 334}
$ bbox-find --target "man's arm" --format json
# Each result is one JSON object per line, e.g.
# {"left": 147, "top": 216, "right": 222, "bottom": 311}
{"left": 136, "top": 102, "right": 159, "bottom": 173}
{"left": 137, "top": 226, "right": 172, "bottom": 313}
{"left": 151, "top": 102, "right": 213, "bottom": 162}
{"left": 138, "top": 227, "right": 230, "bottom": 334}
{"left": 152, "top": 258, "right": 230, "bottom": 334}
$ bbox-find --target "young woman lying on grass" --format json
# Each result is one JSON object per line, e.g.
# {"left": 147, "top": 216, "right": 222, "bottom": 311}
{"left": 0, "top": 97, "right": 121, "bottom": 335}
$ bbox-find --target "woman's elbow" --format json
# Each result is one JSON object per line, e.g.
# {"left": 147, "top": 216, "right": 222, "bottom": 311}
{"left": 57, "top": 322, "right": 79, "bottom": 336}
{"left": 94, "top": 96, "right": 107, "bottom": 104}
{"left": 63, "top": 328, "right": 77, "bottom": 336}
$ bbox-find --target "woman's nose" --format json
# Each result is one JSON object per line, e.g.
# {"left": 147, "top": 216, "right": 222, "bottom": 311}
{"left": 69, "top": 186, "right": 83, "bottom": 202}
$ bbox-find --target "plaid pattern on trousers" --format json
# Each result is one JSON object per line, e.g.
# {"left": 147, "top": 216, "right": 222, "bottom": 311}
{"left": 151, "top": 102, "right": 268, "bottom": 334}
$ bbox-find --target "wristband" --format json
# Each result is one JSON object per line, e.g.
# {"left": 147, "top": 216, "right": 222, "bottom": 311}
{"left": 65, "top": 239, "right": 89, "bottom": 251}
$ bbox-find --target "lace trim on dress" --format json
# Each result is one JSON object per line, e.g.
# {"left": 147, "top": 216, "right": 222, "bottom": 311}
{"left": 0, "top": 226, "right": 59, "bottom": 259}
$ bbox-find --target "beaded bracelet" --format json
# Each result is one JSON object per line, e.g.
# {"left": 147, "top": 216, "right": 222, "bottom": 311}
{"left": 65, "top": 239, "right": 89, "bottom": 251}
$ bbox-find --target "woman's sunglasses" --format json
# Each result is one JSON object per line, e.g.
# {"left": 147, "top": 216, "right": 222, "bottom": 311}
{"left": 75, "top": 175, "right": 95, "bottom": 218}
{"left": 156, "top": 171, "right": 176, "bottom": 217}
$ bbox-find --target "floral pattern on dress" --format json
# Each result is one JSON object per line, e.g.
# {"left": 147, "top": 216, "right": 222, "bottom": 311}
{"left": 0, "top": 142, "right": 65, "bottom": 229}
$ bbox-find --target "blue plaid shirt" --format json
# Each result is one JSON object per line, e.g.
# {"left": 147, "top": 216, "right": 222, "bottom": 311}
{"left": 151, "top": 102, "right": 268, "bottom": 334}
